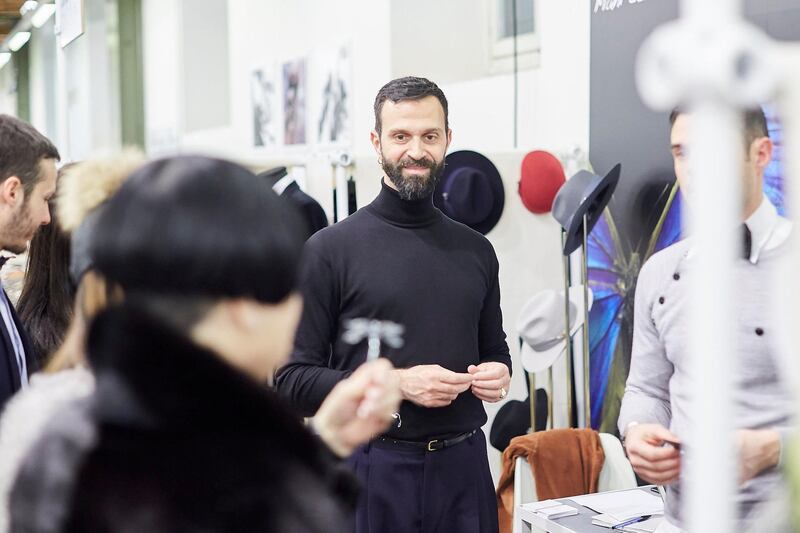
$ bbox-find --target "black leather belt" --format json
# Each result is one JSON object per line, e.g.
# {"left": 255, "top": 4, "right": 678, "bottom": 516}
{"left": 376, "top": 429, "right": 477, "bottom": 452}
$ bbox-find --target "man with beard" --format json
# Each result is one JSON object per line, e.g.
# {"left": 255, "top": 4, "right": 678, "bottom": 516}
{"left": 277, "top": 76, "right": 510, "bottom": 533}
{"left": 0, "top": 115, "right": 60, "bottom": 408}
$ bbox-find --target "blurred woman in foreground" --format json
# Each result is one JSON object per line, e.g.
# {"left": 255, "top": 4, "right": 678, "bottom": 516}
{"left": 9, "top": 155, "right": 400, "bottom": 533}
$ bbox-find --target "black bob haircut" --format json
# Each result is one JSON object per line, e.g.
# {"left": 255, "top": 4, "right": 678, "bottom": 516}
{"left": 90, "top": 155, "right": 306, "bottom": 304}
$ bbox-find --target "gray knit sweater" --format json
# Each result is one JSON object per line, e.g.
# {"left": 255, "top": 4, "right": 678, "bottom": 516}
{"left": 619, "top": 234, "right": 794, "bottom": 528}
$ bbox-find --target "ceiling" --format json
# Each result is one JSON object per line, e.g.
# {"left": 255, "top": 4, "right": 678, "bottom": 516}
{"left": 0, "top": 1, "right": 26, "bottom": 43}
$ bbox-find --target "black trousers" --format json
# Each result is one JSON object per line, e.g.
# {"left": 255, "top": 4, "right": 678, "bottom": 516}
{"left": 347, "top": 430, "right": 499, "bottom": 533}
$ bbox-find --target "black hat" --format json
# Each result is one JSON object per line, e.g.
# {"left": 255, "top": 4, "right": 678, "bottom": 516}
{"left": 551, "top": 164, "right": 621, "bottom": 255}
{"left": 434, "top": 150, "right": 505, "bottom": 235}
{"left": 489, "top": 387, "right": 548, "bottom": 452}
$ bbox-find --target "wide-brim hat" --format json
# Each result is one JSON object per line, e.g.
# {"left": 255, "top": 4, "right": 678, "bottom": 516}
{"left": 552, "top": 164, "right": 621, "bottom": 255}
{"left": 489, "top": 387, "right": 548, "bottom": 452}
{"left": 518, "top": 151, "right": 566, "bottom": 214}
{"left": 434, "top": 150, "right": 505, "bottom": 235}
{"left": 517, "top": 285, "right": 593, "bottom": 373}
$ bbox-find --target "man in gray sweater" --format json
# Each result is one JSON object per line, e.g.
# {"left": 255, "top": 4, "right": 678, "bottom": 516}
{"left": 619, "top": 107, "right": 794, "bottom": 531}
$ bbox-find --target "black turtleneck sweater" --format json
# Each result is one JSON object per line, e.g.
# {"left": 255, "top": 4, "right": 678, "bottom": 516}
{"left": 276, "top": 180, "right": 510, "bottom": 440}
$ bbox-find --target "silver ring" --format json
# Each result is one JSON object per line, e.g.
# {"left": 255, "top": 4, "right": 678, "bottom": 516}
{"left": 499, "top": 387, "right": 507, "bottom": 400}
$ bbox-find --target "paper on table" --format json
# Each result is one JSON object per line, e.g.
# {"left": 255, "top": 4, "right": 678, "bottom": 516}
{"left": 520, "top": 500, "right": 562, "bottom": 512}
{"left": 591, "top": 512, "right": 651, "bottom": 528}
{"left": 569, "top": 489, "right": 664, "bottom": 517}
{"left": 537, "top": 504, "right": 578, "bottom": 520}
{"left": 520, "top": 501, "right": 579, "bottom": 520}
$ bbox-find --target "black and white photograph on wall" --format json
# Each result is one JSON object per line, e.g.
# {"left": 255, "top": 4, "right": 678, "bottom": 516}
{"left": 314, "top": 45, "right": 352, "bottom": 145}
{"left": 250, "top": 66, "right": 280, "bottom": 147}
{"left": 283, "top": 58, "right": 307, "bottom": 145}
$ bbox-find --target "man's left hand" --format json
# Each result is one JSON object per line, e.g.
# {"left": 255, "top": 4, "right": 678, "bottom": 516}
{"left": 737, "top": 429, "right": 781, "bottom": 484}
{"left": 467, "top": 362, "right": 511, "bottom": 403}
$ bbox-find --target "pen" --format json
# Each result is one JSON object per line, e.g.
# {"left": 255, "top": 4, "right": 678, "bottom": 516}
{"left": 612, "top": 515, "right": 651, "bottom": 530}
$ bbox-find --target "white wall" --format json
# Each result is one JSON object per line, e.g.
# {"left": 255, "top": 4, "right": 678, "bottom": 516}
{"left": 141, "top": 0, "right": 392, "bottom": 215}
{"left": 56, "top": 0, "right": 122, "bottom": 160}
{"left": 0, "top": 61, "right": 17, "bottom": 116}
{"left": 142, "top": 0, "right": 182, "bottom": 155}
{"left": 28, "top": 17, "right": 58, "bottom": 141}
{"left": 181, "top": 0, "right": 230, "bottom": 133}
{"left": 390, "top": 0, "right": 490, "bottom": 84}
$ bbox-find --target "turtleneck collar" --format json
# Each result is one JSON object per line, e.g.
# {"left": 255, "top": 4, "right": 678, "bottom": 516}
{"left": 366, "top": 179, "right": 441, "bottom": 228}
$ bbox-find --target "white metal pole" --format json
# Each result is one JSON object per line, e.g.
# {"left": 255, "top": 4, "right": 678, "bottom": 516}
{"left": 680, "top": 0, "right": 739, "bottom": 21}
{"left": 635, "top": 0, "right": 776, "bottom": 528}
{"left": 683, "top": 101, "right": 740, "bottom": 533}
{"left": 776, "top": 44, "right": 800, "bottom": 439}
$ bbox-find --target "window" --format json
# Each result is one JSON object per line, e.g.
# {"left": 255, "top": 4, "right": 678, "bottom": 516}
{"left": 490, "top": 0, "right": 539, "bottom": 73}
{"left": 498, "top": 0, "right": 534, "bottom": 39}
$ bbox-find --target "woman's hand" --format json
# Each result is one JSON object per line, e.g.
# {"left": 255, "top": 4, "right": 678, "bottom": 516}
{"left": 314, "top": 358, "right": 402, "bottom": 457}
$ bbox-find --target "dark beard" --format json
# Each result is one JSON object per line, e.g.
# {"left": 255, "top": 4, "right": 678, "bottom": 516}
{"left": 382, "top": 156, "right": 445, "bottom": 201}
{"left": 2, "top": 202, "right": 32, "bottom": 254}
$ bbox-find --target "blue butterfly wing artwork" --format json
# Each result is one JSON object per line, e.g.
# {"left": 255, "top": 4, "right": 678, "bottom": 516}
{"left": 586, "top": 105, "right": 785, "bottom": 433}
{"left": 764, "top": 104, "right": 786, "bottom": 215}
{"left": 652, "top": 186, "right": 682, "bottom": 254}
{"left": 588, "top": 180, "right": 682, "bottom": 431}
{"left": 587, "top": 210, "right": 625, "bottom": 429}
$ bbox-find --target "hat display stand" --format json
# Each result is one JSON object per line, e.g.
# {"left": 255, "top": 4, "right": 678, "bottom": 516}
{"left": 517, "top": 283, "right": 592, "bottom": 431}
{"left": 581, "top": 214, "right": 591, "bottom": 429}
{"left": 527, "top": 368, "right": 554, "bottom": 433}
{"left": 330, "top": 150, "right": 355, "bottom": 222}
{"left": 556, "top": 223, "right": 592, "bottom": 428}
{"left": 560, "top": 229, "right": 577, "bottom": 427}
{"left": 552, "top": 163, "right": 621, "bottom": 429}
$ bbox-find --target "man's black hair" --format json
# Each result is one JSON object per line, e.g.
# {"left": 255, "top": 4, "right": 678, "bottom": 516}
{"left": 373, "top": 76, "right": 449, "bottom": 135}
{"left": 0, "top": 114, "right": 60, "bottom": 196}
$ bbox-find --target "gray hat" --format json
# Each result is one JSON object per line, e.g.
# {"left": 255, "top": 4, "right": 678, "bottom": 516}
{"left": 552, "top": 164, "right": 620, "bottom": 255}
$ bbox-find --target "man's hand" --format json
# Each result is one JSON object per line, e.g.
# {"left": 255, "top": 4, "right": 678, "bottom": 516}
{"left": 314, "top": 359, "right": 402, "bottom": 457}
{"left": 467, "top": 362, "right": 511, "bottom": 403}
{"left": 394, "top": 365, "right": 474, "bottom": 408}
{"left": 624, "top": 423, "right": 682, "bottom": 484}
{"left": 737, "top": 429, "right": 781, "bottom": 485}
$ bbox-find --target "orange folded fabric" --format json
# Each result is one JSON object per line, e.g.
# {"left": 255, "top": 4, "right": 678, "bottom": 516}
{"left": 496, "top": 429, "right": 605, "bottom": 533}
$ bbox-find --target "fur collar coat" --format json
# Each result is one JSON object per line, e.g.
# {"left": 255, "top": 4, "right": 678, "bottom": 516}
{"left": 10, "top": 304, "right": 358, "bottom": 533}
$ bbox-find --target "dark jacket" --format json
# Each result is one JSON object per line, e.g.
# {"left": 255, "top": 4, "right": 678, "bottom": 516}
{"left": 281, "top": 181, "right": 329, "bottom": 239}
{"left": 0, "top": 289, "right": 38, "bottom": 410}
{"left": 10, "top": 304, "right": 357, "bottom": 533}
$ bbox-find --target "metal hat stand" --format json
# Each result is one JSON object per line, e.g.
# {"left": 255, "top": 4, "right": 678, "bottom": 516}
{"left": 552, "top": 173, "right": 619, "bottom": 429}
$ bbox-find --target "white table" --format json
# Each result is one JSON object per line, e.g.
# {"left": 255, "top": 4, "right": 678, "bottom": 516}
{"left": 517, "top": 487, "right": 659, "bottom": 533}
